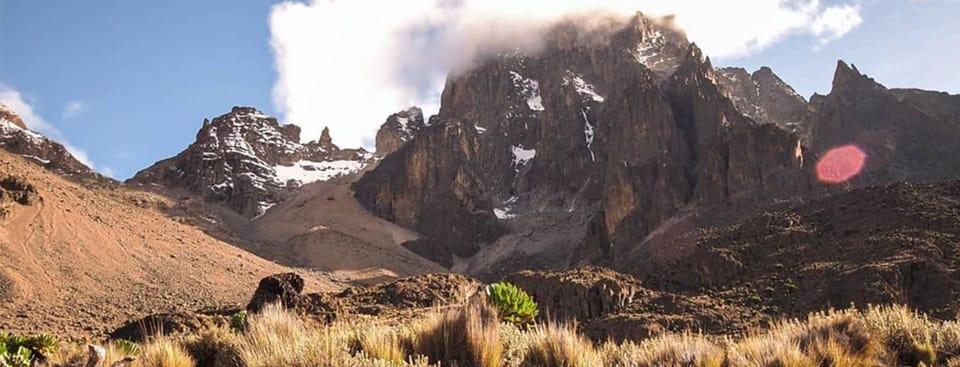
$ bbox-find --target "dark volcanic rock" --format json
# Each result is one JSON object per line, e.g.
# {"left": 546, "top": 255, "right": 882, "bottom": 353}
{"left": 633, "top": 179, "right": 960, "bottom": 320}
{"left": 246, "top": 273, "right": 306, "bottom": 313}
{"left": 375, "top": 107, "right": 425, "bottom": 157}
{"left": 715, "top": 66, "right": 807, "bottom": 131}
{"left": 506, "top": 267, "right": 646, "bottom": 322}
{"left": 129, "top": 107, "right": 373, "bottom": 217}
{"left": 0, "top": 175, "right": 40, "bottom": 219}
{"left": 355, "top": 13, "right": 816, "bottom": 273}
{"left": 891, "top": 88, "right": 960, "bottom": 126}
{"left": 0, "top": 104, "right": 95, "bottom": 176}
{"left": 804, "top": 62, "right": 960, "bottom": 185}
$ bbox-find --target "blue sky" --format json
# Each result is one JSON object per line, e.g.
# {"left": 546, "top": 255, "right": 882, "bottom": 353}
{"left": 0, "top": 0, "right": 957, "bottom": 179}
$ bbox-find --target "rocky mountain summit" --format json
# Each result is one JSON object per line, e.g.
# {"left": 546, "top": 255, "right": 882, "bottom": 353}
{"left": 0, "top": 103, "right": 94, "bottom": 176}
{"left": 375, "top": 107, "right": 426, "bottom": 157}
{"left": 354, "top": 13, "right": 960, "bottom": 277}
{"left": 715, "top": 66, "right": 807, "bottom": 131}
{"left": 130, "top": 107, "right": 373, "bottom": 217}
{"left": 354, "top": 13, "right": 817, "bottom": 275}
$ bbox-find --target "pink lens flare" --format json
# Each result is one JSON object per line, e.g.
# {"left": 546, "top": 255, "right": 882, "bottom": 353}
{"left": 816, "top": 145, "right": 867, "bottom": 184}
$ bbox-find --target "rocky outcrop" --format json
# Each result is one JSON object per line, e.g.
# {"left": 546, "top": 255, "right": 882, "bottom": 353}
{"left": 0, "top": 175, "right": 39, "bottom": 219}
{"left": 506, "top": 267, "right": 646, "bottom": 321}
{"left": 715, "top": 66, "right": 807, "bottom": 131}
{"left": 0, "top": 104, "right": 95, "bottom": 176}
{"left": 804, "top": 62, "right": 960, "bottom": 185}
{"left": 375, "top": 107, "right": 425, "bottom": 157}
{"left": 891, "top": 88, "right": 960, "bottom": 126}
{"left": 354, "top": 13, "right": 816, "bottom": 273}
{"left": 246, "top": 273, "right": 306, "bottom": 313}
{"left": 129, "top": 107, "right": 373, "bottom": 217}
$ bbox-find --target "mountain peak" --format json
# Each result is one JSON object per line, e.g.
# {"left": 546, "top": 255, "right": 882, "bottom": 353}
{"left": 0, "top": 103, "right": 27, "bottom": 130}
{"left": 831, "top": 60, "right": 882, "bottom": 95}
{"left": 130, "top": 107, "right": 372, "bottom": 217}
{"left": 375, "top": 107, "right": 426, "bottom": 157}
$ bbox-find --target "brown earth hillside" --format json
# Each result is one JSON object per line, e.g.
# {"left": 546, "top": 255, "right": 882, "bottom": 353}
{"left": 248, "top": 164, "right": 447, "bottom": 284}
{"left": 0, "top": 150, "right": 342, "bottom": 339}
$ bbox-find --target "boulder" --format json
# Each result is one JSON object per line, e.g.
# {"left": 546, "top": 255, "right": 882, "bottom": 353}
{"left": 246, "top": 273, "right": 306, "bottom": 313}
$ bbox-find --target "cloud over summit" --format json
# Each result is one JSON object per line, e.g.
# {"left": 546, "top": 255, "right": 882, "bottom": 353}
{"left": 269, "top": 0, "right": 863, "bottom": 150}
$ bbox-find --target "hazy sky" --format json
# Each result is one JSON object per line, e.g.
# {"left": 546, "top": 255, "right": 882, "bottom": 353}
{"left": 0, "top": 0, "right": 957, "bottom": 179}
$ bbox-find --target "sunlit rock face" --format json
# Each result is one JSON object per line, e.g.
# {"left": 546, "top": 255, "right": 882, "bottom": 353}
{"left": 129, "top": 106, "right": 373, "bottom": 218}
{"left": 715, "top": 66, "right": 808, "bottom": 132}
{"left": 354, "top": 13, "right": 822, "bottom": 274}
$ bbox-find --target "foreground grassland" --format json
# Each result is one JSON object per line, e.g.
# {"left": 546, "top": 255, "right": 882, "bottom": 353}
{"left": 28, "top": 303, "right": 960, "bottom": 367}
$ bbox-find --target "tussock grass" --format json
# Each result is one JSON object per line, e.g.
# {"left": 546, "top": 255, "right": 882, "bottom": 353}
{"left": 605, "top": 333, "right": 726, "bottom": 367}
{"left": 139, "top": 336, "right": 195, "bottom": 367}
{"left": 520, "top": 321, "right": 601, "bottom": 367}
{"left": 356, "top": 325, "right": 409, "bottom": 363}
{"left": 43, "top": 303, "right": 960, "bottom": 366}
{"left": 413, "top": 302, "right": 503, "bottom": 367}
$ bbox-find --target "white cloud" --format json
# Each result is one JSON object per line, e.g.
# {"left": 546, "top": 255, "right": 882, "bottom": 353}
{"left": 270, "top": 0, "right": 863, "bottom": 150}
{"left": 812, "top": 4, "right": 864, "bottom": 44}
{"left": 0, "top": 84, "right": 98, "bottom": 170}
{"left": 62, "top": 100, "right": 88, "bottom": 120}
{"left": 100, "top": 166, "right": 117, "bottom": 179}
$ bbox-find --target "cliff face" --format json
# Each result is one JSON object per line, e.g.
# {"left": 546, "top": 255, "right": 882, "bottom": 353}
{"left": 355, "top": 14, "right": 818, "bottom": 275}
{"left": 715, "top": 66, "right": 808, "bottom": 132}
{"left": 130, "top": 107, "right": 372, "bottom": 217}
{"left": 374, "top": 107, "right": 425, "bottom": 157}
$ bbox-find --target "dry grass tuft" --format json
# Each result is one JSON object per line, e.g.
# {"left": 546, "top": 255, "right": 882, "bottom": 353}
{"left": 139, "top": 336, "right": 196, "bottom": 367}
{"left": 357, "top": 324, "right": 409, "bottom": 363}
{"left": 40, "top": 303, "right": 960, "bottom": 367}
{"left": 235, "top": 303, "right": 351, "bottom": 367}
{"left": 520, "top": 321, "right": 601, "bottom": 367}
{"left": 413, "top": 302, "right": 503, "bottom": 367}
{"left": 605, "top": 333, "right": 726, "bottom": 367}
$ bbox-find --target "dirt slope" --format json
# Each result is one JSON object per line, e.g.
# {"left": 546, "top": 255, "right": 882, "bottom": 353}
{"left": 0, "top": 150, "right": 342, "bottom": 338}
{"left": 248, "top": 165, "right": 446, "bottom": 284}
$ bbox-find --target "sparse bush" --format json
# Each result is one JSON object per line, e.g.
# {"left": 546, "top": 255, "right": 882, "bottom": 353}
{"left": 486, "top": 282, "right": 538, "bottom": 325}
{"left": 182, "top": 327, "right": 241, "bottom": 367}
{"left": 414, "top": 302, "right": 503, "bottom": 367}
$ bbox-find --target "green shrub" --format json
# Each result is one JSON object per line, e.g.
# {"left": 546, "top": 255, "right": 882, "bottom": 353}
{"left": 0, "top": 346, "right": 32, "bottom": 367}
{"left": 230, "top": 310, "right": 248, "bottom": 332}
{"left": 114, "top": 339, "right": 142, "bottom": 356}
{"left": 0, "top": 332, "right": 58, "bottom": 366}
{"left": 486, "top": 282, "right": 539, "bottom": 325}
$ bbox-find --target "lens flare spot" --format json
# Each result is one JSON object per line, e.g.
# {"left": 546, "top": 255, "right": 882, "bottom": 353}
{"left": 816, "top": 145, "right": 867, "bottom": 184}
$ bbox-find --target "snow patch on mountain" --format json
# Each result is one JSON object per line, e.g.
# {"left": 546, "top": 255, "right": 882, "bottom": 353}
{"left": 511, "top": 145, "right": 536, "bottom": 167}
{"left": 0, "top": 117, "right": 44, "bottom": 144}
{"left": 581, "top": 109, "right": 596, "bottom": 162}
{"left": 274, "top": 159, "right": 368, "bottom": 186}
{"left": 563, "top": 72, "right": 605, "bottom": 103}
{"left": 510, "top": 71, "right": 545, "bottom": 111}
